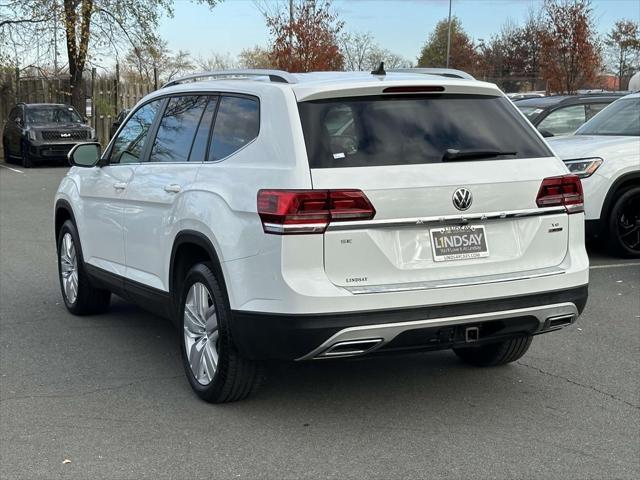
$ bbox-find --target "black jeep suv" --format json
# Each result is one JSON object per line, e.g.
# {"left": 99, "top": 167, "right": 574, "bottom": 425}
{"left": 2, "top": 103, "right": 96, "bottom": 167}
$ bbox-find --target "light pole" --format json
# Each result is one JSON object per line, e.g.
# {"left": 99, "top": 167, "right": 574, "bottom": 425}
{"left": 445, "top": 0, "right": 452, "bottom": 68}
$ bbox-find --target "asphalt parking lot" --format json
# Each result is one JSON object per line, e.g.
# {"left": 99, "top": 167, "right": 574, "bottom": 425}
{"left": 1, "top": 163, "right": 639, "bottom": 480}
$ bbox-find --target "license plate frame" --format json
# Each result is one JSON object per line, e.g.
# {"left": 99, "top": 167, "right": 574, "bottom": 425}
{"left": 430, "top": 225, "right": 490, "bottom": 262}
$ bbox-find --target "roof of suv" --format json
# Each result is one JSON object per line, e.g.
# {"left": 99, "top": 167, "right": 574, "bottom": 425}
{"left": 18, "top": 103, "right": 75, "bottom": 109}
{"left": 152, "top": 70, "right": 502, "bottom": 103}
{"left": 515, "top": 93, "right": 626, "bottom": 109}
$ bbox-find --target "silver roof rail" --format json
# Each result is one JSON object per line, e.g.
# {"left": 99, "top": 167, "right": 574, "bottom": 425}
{"left": 161, "top": 69, "right": 297, "bottom": 88}
{"left": 389, "top": 68, "right": 475, "bottom": 80}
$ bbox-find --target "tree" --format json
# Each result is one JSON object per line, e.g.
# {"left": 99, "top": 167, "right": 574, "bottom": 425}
{"left": 367, "top": 46, "right": 412, "bottom": 70}
{"left": 196, "top": 52, "right": 237, "bottom": 71}
{"left": 519, "top": 8, "right": 545, "bottom": 90}
{"left": 477, "top": 21, "right": 527, "bottom": 91}
{"left": 1, "top": 0, "right": 220, "bottom": 112}
{"left": 539, "top": 0, "right": 601, "bottom": 94}
{"left": 605, "top": 20, "right": 640, "bottom": 90}
{"left": 265, "top": 0, "right": 344, "bottom": 72}
{"left": 124, "top": 39, "right": 195, "bottom": 86}
{"left": 477, "top": 11, "right": 545, "bottom": 92}
{"left": 237, "top": 46, "right": 273, "bottom": 69}
{"left": 417, "top": 17, "right": 478, "bottom": 73}
{"left": 340, "top": 31, "right": 375, "bottom": 71}
{"left": 340, "top": 31, "right": 411, "bottom": 71}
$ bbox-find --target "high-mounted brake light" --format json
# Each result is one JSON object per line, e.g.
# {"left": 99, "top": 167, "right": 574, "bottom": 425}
{"left": 382, "top": 86, "right": 445, "bottom": 93}
{"left": 257, "top": 189, "right": 376, "bottom": 234}
{"left": 536, "top": 174, "right": 584, "bottom": 214}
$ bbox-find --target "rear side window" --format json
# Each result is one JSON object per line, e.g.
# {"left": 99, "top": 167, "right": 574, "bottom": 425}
{"left": 150, "top": 96, "right": 209, "bottom": 163}
{"left": 208, "top": 96, "right": 259, "bottom": 161}
{"left": 298, "top": 94, "right": 553, "bottom": 168}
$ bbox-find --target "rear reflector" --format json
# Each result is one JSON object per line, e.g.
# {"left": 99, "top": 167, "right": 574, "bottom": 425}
{"left": 536, "top": 175, "right": 584, "bottom": 213}
{"left": 383, "top": 86, "right": 445, "bottom": 93}
{"left": 257, "top": 189, "right": 376, "bottom": 234}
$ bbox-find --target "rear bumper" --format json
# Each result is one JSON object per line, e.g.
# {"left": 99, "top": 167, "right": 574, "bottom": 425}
{"left": 230, "top": 285, "right": 588, "bottom": 361}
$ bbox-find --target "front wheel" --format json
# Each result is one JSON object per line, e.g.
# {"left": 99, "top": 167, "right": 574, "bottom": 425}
{"left": 179, "top": 263, "right": 261, "bottom": 403}
{"left": 608, "top": 186, "right": 640, "bottom": 258}
{"left": 2, "top": 139, "right": 11, "bottom": 163}
{"left": 57, "top": 220, "right": 111, "bottom": 315}
{"left": 453, "top": 335, "right": 532, "bottom": 367}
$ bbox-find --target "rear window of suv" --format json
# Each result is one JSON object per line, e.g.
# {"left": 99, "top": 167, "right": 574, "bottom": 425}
{"left": 298, "top": 94, "right": 552, "bottom": 168}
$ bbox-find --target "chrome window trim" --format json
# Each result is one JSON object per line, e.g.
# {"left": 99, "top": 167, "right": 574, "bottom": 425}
{"left": 325, "top": 206, "right": 567, "bottom": 231}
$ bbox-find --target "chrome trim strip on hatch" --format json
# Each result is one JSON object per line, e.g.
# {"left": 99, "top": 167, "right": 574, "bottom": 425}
{"left": 297, "top": 302, "right": 579, "bottom": 361}
{"left": 325, "top": 206, "right": 567, "bottom": 231}
{"left": 345, "top": 266, "right": 565, "bottom": 294}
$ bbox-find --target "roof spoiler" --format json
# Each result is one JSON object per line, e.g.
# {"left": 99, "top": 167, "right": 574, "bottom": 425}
{"left": 389, "top": 68, "right": 475, "bottom": 80}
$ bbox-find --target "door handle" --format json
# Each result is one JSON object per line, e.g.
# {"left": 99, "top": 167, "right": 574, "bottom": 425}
{"left": 113, "top": 182, "right": 127, "bottom": 191}
{"left": 164, "top": 184, "right": 182, "bottom": 193}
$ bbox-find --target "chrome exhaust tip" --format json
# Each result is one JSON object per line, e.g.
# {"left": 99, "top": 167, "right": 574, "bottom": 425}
{"left": 316, "top": 339, "right": 383, "bottom": 359}
{"left": 544, "top": 313, "right": 575, "bottom": 330}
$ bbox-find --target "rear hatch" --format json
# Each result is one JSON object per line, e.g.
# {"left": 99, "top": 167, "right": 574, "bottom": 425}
{"left": 297, "top": 90, "right": 575, "bottom": 291}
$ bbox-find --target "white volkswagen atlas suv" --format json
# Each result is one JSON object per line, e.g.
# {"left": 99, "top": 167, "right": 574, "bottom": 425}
{"left": 548, "top": 93, "right": 640, "bottom": 257}
{"left": 54, "top": 69, "right": 589, "bottom": 403}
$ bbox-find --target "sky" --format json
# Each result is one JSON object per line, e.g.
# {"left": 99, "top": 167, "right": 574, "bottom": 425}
{"left": 158, "top": 0, "right": 640, "bottom": 63}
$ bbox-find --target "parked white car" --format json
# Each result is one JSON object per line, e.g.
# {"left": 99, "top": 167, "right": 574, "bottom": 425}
{"left": 54, "top": 69, "right": 589, "bottom": 402}
{"left": 548, "top": 93, "right": 640, "bottom": 257}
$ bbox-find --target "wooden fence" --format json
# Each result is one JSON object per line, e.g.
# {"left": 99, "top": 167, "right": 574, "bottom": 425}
{"left": 0, "top": 69, "right": 154, "bottom": 158}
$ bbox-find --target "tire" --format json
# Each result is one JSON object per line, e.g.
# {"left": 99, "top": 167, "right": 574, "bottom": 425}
{"left": 57, "top": 220, "right": 111, "bottom": 315}
{"left": 453, "top": 335, "right": 533, "bottom": 367}
{"left": 20, "top": 142, "right": 33, "bottom": 168}
{"left": 607, "top": 186, "right": 640, "bottom": 258}
{"left": 2, "top": 139, "right": 10, "bottom": 163}
{"left": 179, "top": 262, "right": 262, "bottom": 403}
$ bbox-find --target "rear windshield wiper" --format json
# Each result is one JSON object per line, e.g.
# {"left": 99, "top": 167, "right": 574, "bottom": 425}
{"left": 442, "top": 149, "right": 517, "bottom": 161}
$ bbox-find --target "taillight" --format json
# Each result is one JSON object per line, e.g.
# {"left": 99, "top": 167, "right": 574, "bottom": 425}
{"left": 536, "top": 175, "right": 584, "bottom": 214}
{"left": 257, "top": 189, "right": 376, "bottom": 234}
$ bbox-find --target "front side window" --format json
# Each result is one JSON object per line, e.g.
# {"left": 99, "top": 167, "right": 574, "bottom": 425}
{"left": 208, "top": 96, "right": 259, "bottom": 161}
{"left": 299, "top": 94, "right": 552, "bottom": 168}
{"left": 537, "top": 105, "right": 586, "bottom": 137}
{"left": 26, "top": 106, "right": 83, "bottom": 124}
{"left": 109, "top": 100, "right": 161, "bottom": 164}
{"left": 576, "top": 97, "right": 640, "bottom": 136}
{"left": 149, "top": 96, "right": 210, "bottom": 163}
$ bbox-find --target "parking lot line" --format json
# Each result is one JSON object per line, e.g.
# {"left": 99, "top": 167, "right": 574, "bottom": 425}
{"left": 0, "top": 164, "right": 24, "bottom": 174}
{"left": 590, "top": 262, "right": 640, "bottom": 270}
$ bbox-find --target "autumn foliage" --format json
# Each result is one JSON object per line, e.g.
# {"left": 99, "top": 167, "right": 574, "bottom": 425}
{"left": 266, "top": 1, "right": 344, "bottom": 73}
{"left": 539, "top": 0, "right": 601, "bottom": 94}
{"left": 417, "top": 17, "right": 478, "bottom": 73}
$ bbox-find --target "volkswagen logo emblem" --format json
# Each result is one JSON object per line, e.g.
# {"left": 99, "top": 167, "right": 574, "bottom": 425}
{"left": 453, "top": 188, "right": 473, "bottom": 211}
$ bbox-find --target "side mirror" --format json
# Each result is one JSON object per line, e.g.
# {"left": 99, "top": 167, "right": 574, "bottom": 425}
{"left": 14, "top": 117, "right": 23, "bottom": 127}
{"left": 539, "top": 129, "right": 554, "bottom": 138}
{"left": 68, "top": 142, "right": 101, "bottom": 167}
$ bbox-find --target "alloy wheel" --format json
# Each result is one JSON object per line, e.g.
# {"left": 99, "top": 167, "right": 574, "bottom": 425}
{"left": 60, "top": 233, "right": 79, "bottom": 304}
{"left": 183, "top": 282, "right": 219, "bottom": 385}
{"left": 618, "top": 193, "right": 640, "bottom": 253}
